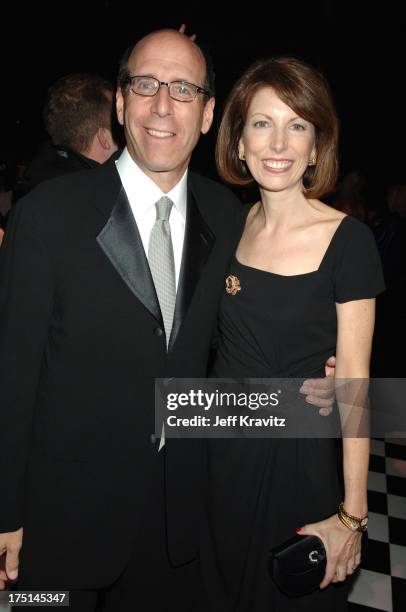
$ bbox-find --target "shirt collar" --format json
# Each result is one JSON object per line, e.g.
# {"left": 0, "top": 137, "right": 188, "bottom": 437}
{"left": 115, "top": 147, "right": 187, "bottom": 219}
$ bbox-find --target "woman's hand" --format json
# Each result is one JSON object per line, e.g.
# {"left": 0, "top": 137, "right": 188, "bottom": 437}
{"left": 297, "top": 514, "right": 362, "bottom": 588}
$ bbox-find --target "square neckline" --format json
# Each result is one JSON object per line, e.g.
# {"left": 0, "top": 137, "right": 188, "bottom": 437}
{"left": 234, "top": 212, "right": 350, "bottom": 279}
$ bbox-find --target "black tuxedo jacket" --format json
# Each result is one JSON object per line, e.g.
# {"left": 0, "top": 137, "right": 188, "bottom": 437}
{"left": 0, "top": 159, "right": 242, "bottom": 587}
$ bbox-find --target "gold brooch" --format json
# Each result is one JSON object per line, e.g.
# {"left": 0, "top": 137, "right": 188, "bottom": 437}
{"left": 225, "top": 275, "right": 241, "bottom": 295}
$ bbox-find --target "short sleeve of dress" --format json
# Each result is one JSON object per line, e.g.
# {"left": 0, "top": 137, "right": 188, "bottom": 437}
{"left": 333, "top": 217, "right": 385, "bottom": 303}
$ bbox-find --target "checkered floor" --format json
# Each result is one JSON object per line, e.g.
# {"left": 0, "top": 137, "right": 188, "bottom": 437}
{"left": 1, "top": 438, "right": 405, "bottom": 612}
{"left": 348, "top": 438, "right": 406, "bottom": 612}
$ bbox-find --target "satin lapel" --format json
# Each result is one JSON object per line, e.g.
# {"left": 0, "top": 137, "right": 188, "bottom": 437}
{"left": 96, "top": 186, "right": 162, "bottom": 324}
{"left": 169, "top": 181, "right": 215, "bottom": 350}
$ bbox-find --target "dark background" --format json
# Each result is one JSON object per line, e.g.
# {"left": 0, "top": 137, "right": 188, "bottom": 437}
{"left": 0, "top": 0, "right": 403, "bottom": 190}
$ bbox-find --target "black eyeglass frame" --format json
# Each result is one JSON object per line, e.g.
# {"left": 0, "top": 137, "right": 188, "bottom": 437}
{"left": 123, "top": 75, "right": 212, "bottom": 102}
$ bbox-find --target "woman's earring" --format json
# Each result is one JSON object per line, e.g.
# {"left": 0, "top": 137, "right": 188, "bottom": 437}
{"left": 239, "top": 149, "right": 246, "bottom": 161}
{"left": 308, "top": 156, "right": 316, "bottom": 166}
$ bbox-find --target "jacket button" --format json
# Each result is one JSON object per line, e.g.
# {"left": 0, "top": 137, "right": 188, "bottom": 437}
{"left": 150, "top": 433, "right": 157, "bottom": 444}
{"left": 154, "top": 327, "right": 163, "bottom": 337}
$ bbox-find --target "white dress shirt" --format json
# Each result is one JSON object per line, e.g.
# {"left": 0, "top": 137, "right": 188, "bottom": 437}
{"left": 115, "top": 147, "right": 187, "bottom": 289}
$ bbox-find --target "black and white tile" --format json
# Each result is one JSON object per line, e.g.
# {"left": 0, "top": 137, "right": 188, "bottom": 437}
{"left": 348, "top": 438, "right": 406, "bottom": 612}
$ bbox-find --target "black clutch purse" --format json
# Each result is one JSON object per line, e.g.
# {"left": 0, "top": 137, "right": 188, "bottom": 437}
{"left": 269, "top": 530, "right": 368, "bottom": 597}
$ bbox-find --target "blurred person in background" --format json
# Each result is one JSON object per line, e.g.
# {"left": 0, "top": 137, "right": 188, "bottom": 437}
{"left": 14, "top": 73, "right": 119, "bottom": 200}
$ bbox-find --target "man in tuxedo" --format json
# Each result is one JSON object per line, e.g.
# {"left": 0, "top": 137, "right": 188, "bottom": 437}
{"left": 0, "top": 28, "right": 242, "bottom": 610}
{"left": 0, "top": 28, "right": 334, "bottom": 610}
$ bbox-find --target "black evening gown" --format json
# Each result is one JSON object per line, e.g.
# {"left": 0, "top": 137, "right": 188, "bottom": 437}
{"left": 201, "top": 212, "right": 385, "bottom": 611}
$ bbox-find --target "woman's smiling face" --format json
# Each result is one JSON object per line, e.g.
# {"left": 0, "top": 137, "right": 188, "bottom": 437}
{"left": 239, "top": 87, "right": 316, "bottom": 195}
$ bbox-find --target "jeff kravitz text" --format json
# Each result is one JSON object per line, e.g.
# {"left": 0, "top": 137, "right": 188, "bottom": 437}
{"left": 166, "top": 414, "right": 286, "bottom": 427}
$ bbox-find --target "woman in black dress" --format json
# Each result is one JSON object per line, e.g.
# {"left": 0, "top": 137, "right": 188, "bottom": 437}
{"left": 201, "top": 58, "right": 385, "bottom": 611}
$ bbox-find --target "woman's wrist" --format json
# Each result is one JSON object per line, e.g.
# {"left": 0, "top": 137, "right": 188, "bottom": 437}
{"left": 341, "top": 499, "right": 368, "bottom": 519}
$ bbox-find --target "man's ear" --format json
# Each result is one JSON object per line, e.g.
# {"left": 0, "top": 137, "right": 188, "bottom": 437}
{"left": 201, "top": 97, "right": 215, "bottom": 135}
{"left": 97, "top": 127, "right": 113, "bottom": 150}
{"left": 116, "top": 88, "right": 125, "bottom": 126}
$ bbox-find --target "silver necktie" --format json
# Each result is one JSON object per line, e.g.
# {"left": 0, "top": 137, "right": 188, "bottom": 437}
{"left": 148, "top": 196, "right": 176, "bottom": 348}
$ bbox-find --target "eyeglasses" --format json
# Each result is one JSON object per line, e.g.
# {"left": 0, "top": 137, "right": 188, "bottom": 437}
{"left": 124, "top": 75, "right": 211, "bottom": 102}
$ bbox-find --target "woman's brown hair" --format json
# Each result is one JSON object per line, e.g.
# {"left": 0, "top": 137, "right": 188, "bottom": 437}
{"left": 216, "top": 57, "right": 339, "bottom": 199}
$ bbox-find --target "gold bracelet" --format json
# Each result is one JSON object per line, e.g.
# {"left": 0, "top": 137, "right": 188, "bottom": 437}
{"left": 339, "top": 502, "right": 368, "bottom": 523}
{"left": 338, "top": 502, "right": 368, "bottom": 532}
{"left": 337, "top": 511, "right": 357, "bottom": 532}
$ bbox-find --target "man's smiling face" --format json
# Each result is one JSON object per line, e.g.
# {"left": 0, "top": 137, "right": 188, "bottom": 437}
{"left": 116, "top": 30, "right": 215, "bottom": 192}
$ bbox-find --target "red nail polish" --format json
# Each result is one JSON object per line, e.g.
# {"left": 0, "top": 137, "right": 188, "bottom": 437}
{"left": 296, "top": 527, "right": 302, "bottom": 533}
